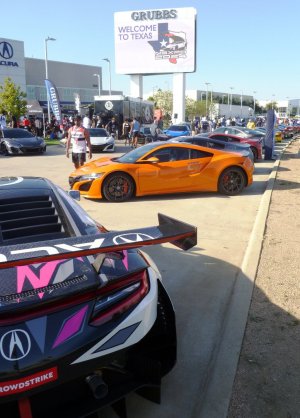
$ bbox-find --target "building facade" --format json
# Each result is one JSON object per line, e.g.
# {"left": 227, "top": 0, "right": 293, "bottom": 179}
{"left": 0, "top": 37, "right": 121, "bottom": 114}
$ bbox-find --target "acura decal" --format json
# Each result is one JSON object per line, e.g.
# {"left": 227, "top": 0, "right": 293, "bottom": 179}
{"left": 0, "top": 329, "right": 31, "bottom": 361}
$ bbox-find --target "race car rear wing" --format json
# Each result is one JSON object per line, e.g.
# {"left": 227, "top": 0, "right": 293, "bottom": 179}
{"left": 0, "top": 214, "right": 197, "bottom": 269}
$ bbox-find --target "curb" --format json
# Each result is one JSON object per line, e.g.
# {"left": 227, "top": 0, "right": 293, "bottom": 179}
{"left": 194, "top": 139, "right": 292, "bottom": 418}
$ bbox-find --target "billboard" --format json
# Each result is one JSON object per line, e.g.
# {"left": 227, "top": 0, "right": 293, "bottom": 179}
{"left": 114, "top": 7, "right": 196, "bottom": 74}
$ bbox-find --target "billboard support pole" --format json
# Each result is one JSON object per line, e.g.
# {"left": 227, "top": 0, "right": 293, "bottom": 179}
{"left": 129, "top": 75, "right": 143, "bottom": 100}
{"left": 173, "top": 73, "right": 186, "bottom": 123}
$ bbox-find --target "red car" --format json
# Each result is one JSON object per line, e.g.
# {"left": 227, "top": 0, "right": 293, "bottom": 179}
{"left": 208, "top": 133, "right": 263, "bottom": 161}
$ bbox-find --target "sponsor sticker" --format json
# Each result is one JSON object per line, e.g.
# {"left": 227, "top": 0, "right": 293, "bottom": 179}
{"left": 0, "top": 367, "right": 58, "bottom": 396}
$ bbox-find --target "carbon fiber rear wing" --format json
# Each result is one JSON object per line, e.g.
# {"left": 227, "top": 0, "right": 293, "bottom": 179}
{"left": 0, "top": 214, "right": 197, "bottom": 269}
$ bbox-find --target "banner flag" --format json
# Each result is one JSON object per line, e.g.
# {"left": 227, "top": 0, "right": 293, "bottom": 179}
{"left": 44, "top": 79, "right": 62, "bottom": 122}
{"left": 264, "top": 109, "right": 275, "bottom": 160}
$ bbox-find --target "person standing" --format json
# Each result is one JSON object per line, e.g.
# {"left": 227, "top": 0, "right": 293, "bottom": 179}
{"left": 83, "top": 114, "right": 91, "bottom": 129}
{"left": 130, "top": 117, "right": 140, "bottom": 148}
{"left": 66, "top": 115, "right": 92, "bottom": 169}
{"left": 122, "top": 118, "right": 131, "bottom": 145}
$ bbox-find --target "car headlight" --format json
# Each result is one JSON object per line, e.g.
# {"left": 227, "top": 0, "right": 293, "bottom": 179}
{"left": 79, "top": 173, "right": 104, "bottom": 181}
{"left": 6, "top": 140, "right": 22, "bottom": 148}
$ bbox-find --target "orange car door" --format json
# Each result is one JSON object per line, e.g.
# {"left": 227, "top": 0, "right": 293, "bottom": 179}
{"left": 136, "top": 147, "right": 192, "bottom": 194}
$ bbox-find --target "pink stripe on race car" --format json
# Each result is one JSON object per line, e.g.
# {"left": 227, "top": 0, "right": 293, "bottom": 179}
{"left": 0, "top": 367, "right": 58, "bottom": 396}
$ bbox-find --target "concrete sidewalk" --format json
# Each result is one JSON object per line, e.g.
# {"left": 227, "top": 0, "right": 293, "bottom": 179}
{"left": 198, "top": 137, "right": 300, "bottom": 418}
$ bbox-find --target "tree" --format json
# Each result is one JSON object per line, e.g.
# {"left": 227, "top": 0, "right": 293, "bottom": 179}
{"left": 147, "top": 89, "right": 173, "bottom": 126}
{"left": 186, "top": 98, "right": 206, "bottom": 120}
{"left": 0, "top": 77, "right": 27, "bottom": 124}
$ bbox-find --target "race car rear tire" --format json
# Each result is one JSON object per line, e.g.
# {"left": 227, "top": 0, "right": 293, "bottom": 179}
{"left": 218, "top": 166, "right": 246, "bottom": 196}
{"left": 102, "top": 172, "right": 135, "bottom": 202}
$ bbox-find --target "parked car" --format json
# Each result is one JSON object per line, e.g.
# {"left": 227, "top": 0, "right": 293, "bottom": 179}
{"left": 175, "top": 135, "right": 255, "bottom": 162}
{"left": 69, "top": 141, "right": 254, "bottom": 201}
{"left": 0, "top": 128, "right": 46, "bottom": 155}
{"left": 208, "top": 132, "right": 263, "bottom": 161}
{"left": 213, "top": 126, "right": 265, "bottom": 146}
{"left": 0, "top": 176, "right": 196, "bottom": 418}
{"left": 87, "top": 128, "right": 115, "bottom": 152}
{"left": 137, "top": 125, "right": 169, "bottom": 144}
{"left": 163, "top": 124, "right": 191, "bottom": 138}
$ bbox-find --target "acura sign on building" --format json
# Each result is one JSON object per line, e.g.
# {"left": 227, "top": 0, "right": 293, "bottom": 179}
{"left": 0, "top": 37, "right": 26, "bottom": 92}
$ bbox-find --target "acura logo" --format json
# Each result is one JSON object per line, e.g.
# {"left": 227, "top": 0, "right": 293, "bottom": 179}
{"left": 0, "top": 42, "right": 14, "bottom": 59}
{"left": 0, "top": 330, "right": 31, "bottom": 361}
{"left": 113, "top": 233, "right": 154, "bottom": 245}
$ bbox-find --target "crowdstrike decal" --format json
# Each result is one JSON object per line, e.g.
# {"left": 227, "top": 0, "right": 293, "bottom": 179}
{"left": 0, "top": 367, "right": 58, "bottom": 396}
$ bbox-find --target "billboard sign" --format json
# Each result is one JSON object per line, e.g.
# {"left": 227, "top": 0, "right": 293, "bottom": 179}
{"left": 114, "top": 7, "right": 196, "bottom": 74}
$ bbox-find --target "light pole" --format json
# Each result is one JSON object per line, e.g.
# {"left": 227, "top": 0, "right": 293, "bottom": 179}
{"left": 229, "top": 87, "right": 234, "bottom": 114}
{"left": 44, "top": 36, "right": 56, "bottom": 124}
{"left": 93, "top": 74, "right": 101, "bottom": 97}
{"left": 205, "top": 82, "right": 210, "bottom": 116}
{"left": 102, "top": 58, "right": 112, "bottom": 96}
{"left": 286, "top": 96, "right": 289, "bottom": 118}
{"left": 253, "top": 91, "right": 257, "bottom": 115}
{"left": 240, "top": 90, "right": 243, "bottom": 116}
{"left": 272, "top": 94, "right": 275, "bottom": 110}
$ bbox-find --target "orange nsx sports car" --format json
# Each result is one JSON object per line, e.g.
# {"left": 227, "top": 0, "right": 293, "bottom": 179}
{"left": 69, "top": 142, "right": 254, "bottom": 202}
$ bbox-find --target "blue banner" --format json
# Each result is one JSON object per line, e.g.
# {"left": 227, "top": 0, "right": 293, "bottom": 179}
{"left": 44, "top": 79, "right": 62, "bottom": 122}
{"left": 264, "top": 109, "right": 275, "bottom": 160}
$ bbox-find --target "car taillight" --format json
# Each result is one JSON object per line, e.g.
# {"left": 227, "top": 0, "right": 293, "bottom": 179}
{"left": 90, "top": 270, "right": 149, "bottom": 327}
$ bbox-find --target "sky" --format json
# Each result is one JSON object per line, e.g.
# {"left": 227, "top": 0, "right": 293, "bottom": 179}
{"left": 2, "top": 0, "right": 300, "bottom": 102}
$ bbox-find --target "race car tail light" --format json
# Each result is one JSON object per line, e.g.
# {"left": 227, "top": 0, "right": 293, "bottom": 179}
{"left": 90, "top": 270, "right": 149, "bottom": 327}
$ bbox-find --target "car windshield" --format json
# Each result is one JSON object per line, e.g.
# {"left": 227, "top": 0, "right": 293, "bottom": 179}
{"left": 168, "top": 125, "right": 188, "bottom": 132}
{"left": 117, "top": 142, "right": 160, "bottom": 163}
{"left": 3, "top": 129, "right": 35, "bottom": 139}
{"left": 88, "top": 128, "right": 108, "bottom": 137}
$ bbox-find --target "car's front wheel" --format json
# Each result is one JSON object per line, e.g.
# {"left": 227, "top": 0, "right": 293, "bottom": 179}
{"left": 102, "top": 172, "right": 135, "bottom": 202}
{"left": 1, "top": 143, "right": 9, "bottom": 156}
{"left": 218, "top": 167, "right": 246, "bottom": 196}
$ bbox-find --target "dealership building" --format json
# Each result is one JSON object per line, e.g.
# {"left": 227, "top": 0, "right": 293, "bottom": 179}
{"left": 0, "top": 37, "right": 121, "bottom": 115}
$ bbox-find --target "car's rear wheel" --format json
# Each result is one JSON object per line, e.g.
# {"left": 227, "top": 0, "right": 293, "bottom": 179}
{"left": 250, "top": 146, "right": 258, "bottom": 161}
{"left": 218, "top": 167, "right": 246, "bottom": 196}
{"left": 1, "top": 143, "right": 9, "bottom": 155}
{"left": 102, "top": 173, "right": 135, "bottom": 202}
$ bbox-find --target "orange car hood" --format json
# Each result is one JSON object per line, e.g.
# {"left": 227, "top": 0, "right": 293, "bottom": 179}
{"left": 75, "top": 157, "right": 117, "bottom": 174}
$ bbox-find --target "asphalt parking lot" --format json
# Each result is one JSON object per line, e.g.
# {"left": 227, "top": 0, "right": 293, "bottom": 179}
{"left": 0, "top": 139, "right": 290, "bottom": 418}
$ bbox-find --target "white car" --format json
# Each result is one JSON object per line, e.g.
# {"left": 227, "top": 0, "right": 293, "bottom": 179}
{"left": 88, "top": 128, "right": 115, "bottom": 152}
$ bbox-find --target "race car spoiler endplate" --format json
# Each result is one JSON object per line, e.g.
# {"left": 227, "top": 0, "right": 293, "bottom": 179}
{"left": 0, "top": 214, "right": 197, "bottom": 269}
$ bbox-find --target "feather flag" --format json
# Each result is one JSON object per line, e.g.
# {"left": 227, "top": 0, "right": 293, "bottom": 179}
{"left": 44, "top": 79, "right": 62, "bottom": 122}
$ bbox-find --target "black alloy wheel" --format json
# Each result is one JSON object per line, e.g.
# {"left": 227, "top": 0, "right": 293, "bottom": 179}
{"left": 218, "top": 167, "right": 246, "bottom": 196}
{"left": 1, "top": 143, "right": 9, "bottom": 155}
{"left": 102, "top": 173, "right": 135, "bottom": 202}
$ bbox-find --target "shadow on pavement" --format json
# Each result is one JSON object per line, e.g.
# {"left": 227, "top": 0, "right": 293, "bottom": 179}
{"left": 98, "top": 245, "right": 299, "bottom": 418}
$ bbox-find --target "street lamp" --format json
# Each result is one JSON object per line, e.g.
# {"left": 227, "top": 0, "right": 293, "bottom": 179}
{"left": 272, "top": 94, "right": 275, "bottom": 110}
{"left": 102, "top": 58, "right": 112, "bottom": 96}
{"left": 205, "top": 82, "right": 211, "bottom": 116}
{"left": 240, "top": 90, "right": 243, "bottom": 116}
{"left": 93, "top": 74, "right": 101, "bottom": 97}
{"left": 229, "top": 87, "right": 234, "bottom": 113}
{"left": 44, "top": 36, "right": 56, "bottom": 123}
{"left": 253, "top": 91, "right": 257, "bottom": 115}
